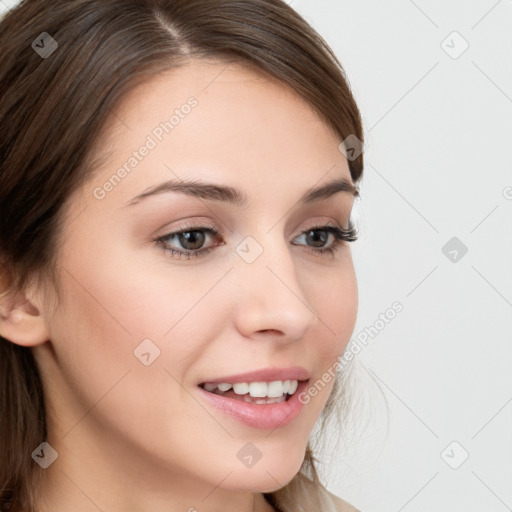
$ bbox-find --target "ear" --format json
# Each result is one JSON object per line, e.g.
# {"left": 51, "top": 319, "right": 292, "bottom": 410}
{"left": 0, "top": 287, "right": 50, "bottom": 347}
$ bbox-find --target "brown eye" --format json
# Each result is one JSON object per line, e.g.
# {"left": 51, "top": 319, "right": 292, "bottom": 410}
{"left": 155, "top": 224, "right": 221, "bottom": 260}
{"left": 303, "top": 229, "right": 330, "bottom": 248}
{"left": 171, "top": 230, "right": 207, "bottom": 251}
{"left": 293, "top": 224, "right": 358, "bottom": 256}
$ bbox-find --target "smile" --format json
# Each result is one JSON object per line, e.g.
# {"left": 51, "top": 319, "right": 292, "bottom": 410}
{"left": 197, "top": 375, "right": 310, "bottom": 430}
{"left": 199, "top": 379, "right": 300, "bottom": 404}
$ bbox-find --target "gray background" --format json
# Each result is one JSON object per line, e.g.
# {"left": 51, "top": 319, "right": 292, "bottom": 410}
{"left": 1, "top": 1, "right": 511, "bottom": 511}
{"left": 286, "top": 1, "right": 512, "bottom": 511}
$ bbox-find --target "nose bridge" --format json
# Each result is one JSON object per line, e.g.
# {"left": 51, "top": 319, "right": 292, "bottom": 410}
{"left": 232, "top": 230, "right": 318, "bottom": 341}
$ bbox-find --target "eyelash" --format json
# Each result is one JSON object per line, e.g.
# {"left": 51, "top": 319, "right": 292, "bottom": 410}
{"left": 154, "top": 221, "right": 358, "bottom": 260}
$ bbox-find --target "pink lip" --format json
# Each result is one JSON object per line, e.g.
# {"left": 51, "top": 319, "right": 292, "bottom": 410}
{"left": 198, "top": 366, "right": 310, "bottom": 384}
{"left": 197, "top": 379, "right": 309, "bottom": 430}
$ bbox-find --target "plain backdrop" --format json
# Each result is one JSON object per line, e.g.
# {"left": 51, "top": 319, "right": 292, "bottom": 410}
{"left": 1, "top": 1, "right": 511, "bottom": 511}
{"left": 286, "top": 2, "right": 512, "bottom": 512}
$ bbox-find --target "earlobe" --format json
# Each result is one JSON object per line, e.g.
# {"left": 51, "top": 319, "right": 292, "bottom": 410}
{"left": 0, "top": 290, "right": 50, "bottom": 347}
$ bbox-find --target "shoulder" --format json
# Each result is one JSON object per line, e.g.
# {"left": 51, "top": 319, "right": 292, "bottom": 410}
{"left": 319, "top": 486, "right": 362, "bottom": 512}
{"left": 271, "top": 472, "right": 361, "bottom": 512}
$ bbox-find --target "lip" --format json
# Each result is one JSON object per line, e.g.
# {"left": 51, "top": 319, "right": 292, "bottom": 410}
{"left": 198, "top": 366, "right": 310, "bottom": 385}
{"left": 197, "top": 378, "right": 309, "bottom": 430}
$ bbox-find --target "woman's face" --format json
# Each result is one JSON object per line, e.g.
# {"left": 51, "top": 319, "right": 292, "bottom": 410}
{"left": 32, "top": 59, "right": 358, "bottom": 508}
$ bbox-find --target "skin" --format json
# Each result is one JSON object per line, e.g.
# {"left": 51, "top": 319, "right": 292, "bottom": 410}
{"left": 1, "top": 59, "right": 358, "bottom": 512}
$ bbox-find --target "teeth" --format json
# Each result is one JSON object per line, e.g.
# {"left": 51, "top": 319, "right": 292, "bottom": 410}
{"left": 267, "top": 380, "right": 284, "bottom": 398}
{"left": 249, "top": 381, "right": 267, "bottom": 397}
{"left": 233, "top": 382, "right": 250, "bottom": 394}
{"left": 242, "top": 395, "right": 287, "bottom": 404}
{"left": 203, "top": 379, "right": 300, "bottom": 398}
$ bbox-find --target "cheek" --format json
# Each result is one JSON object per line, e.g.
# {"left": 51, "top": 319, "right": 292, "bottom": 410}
{"left": 58, "top": 233, "right": 225, "bottom": 341}
{"left": 299, "top": 256, "right": 357, "bottom": 410}
{"left": 47, "top": 253, "right": 225, "bottom": 462}
{"left": 307, "top": 254, "right": 358, "bottom": 356}
{"left": 49, "top": 237, "right": 232, "bottom": 409}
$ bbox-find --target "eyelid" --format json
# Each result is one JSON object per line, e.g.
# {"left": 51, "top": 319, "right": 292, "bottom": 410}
{"left": 154, "top": 219, "right": 217, "bottom": 238}
{"left": 156, "top": 218, "right": 350, "bottom": 240}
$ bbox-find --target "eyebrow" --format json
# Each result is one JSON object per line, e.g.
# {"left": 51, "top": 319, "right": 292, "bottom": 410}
{"left": 124, "top": 176, "right": 359, "bottom": 208}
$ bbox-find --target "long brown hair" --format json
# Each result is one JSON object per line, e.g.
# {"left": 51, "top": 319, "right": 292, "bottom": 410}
{"left": 0, "top": 1, "right": 364, "bottom": 510}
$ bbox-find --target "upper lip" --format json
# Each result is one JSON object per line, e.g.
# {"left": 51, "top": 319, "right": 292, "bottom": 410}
{"left": 199, "top": 366, "right": 310, "bottom": 385}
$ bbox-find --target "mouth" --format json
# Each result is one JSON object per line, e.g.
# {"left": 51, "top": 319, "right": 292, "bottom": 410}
{"left": 198, "top": 379, "right": 303, "bottom": 405}
{"left": 196, "top": 373, "right": 310, "bottom": 430}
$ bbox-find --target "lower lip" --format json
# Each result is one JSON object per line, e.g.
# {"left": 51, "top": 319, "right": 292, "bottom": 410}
{"left": 197, "top": 380, "right": 309, "bottom": 430}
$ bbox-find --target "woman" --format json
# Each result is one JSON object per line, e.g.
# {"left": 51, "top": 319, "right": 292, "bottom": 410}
{"left": 0, "top": 1, "right": 364, "bottom": 511}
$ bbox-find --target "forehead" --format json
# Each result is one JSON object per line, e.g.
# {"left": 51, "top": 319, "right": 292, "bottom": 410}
{"left": 81, "top": 58, "right": 352, "bottom": 210}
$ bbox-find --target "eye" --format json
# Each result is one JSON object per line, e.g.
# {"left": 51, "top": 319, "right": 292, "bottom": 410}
{"left": 154, "top": 222, "right": 222, "bottom": 260}
{"left": 292, "top": 222, "right": 358, "bottom": 257}
{"left": 154, "top": 221, "right": 358, "bottom": 260}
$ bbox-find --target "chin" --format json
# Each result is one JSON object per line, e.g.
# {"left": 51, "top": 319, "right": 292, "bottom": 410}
{"left": 225, "top": 450, "right": 306, "bottom": 493}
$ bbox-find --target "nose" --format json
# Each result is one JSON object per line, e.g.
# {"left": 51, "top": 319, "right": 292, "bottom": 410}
{"left": 231, "top": 236, "right": 319, "bottom": 344}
